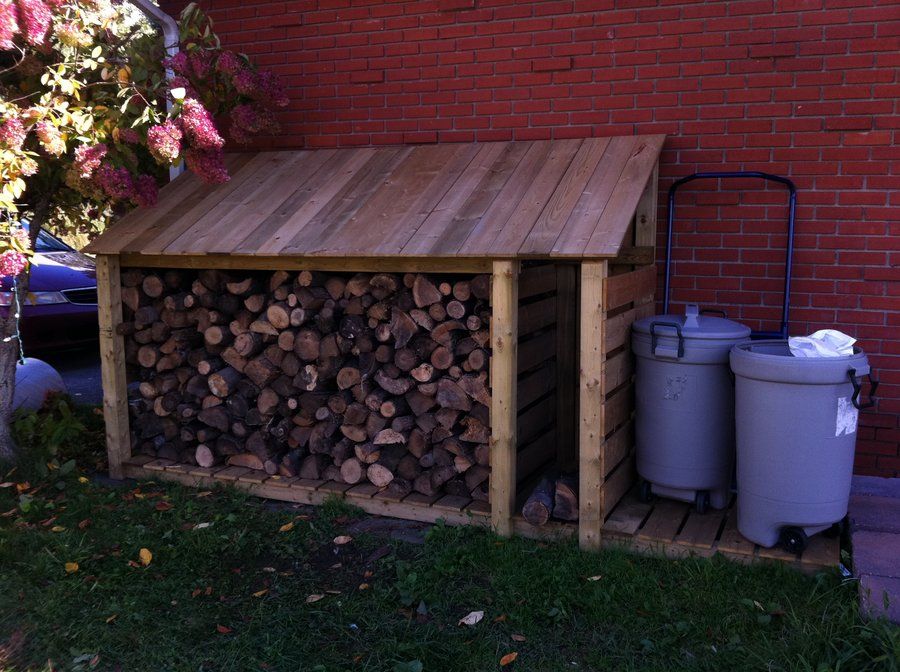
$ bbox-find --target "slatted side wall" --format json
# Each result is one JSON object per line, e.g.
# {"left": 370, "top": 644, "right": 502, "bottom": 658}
{"left": 598, "top": 264, "right": 657, "bottom": 520}
{"left": 515, "top": 262, "right": 560, "bottom": 486}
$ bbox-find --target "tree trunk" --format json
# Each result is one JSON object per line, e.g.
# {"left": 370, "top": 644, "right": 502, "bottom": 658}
{"left": 0, "top": 193, "right": 53, "bottom": 464}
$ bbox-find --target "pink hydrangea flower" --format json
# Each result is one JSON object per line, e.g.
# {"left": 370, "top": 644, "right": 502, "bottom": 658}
{"left": 19, "top": 156, "right": 38, "bottom": 175}
{"left": 178, "top": 98, "right": 223, "bottom": 151}
{"left": 96, "top": 162, "right": 135, "bottom": 200}
{"left": 132, "top": 174, "right": 158, "bottom": 208}
{"left": 0, "top": 0, "right": 18, "bottom": 50}
{"left": 230, "top": 103, "right": 279, "bottom": 143}
{"left": 146, "top": 120, "right": 182, "bottom": 163}
{"left": 162, "top": 51, "right": 190, "bottom": 76}
{"left": 0, "top": 250, "right": 28, "bottom": 277}
{"left": 16, "top": 0, "right": 51, "bottom": 46}
{"left": 184, "top": 147, "right": 229, "bottom": 184}
{"left": 117, "top": 127, "right": 140, "bottom": 144}
{"left": 12, "top": 227, "right": 29, "bottom": 248}
{"left": 0, "top": 117, "right": 26, "bottom": 150}
{"left": 188, "top": 50, "right": 212, "bottom": 79}
{"left": 35, "top": 120, "right": 64, "bottom": 156}
{"left": 216, "top": 50, "right": 242, "bottom": 75}
{"left": 232, "top": 68, "right": 257, "bottom": 97}
{"left": 255, "top": 71, "right": 289, "bottom": 108}
{"left": 55, "top": 20, "right": 90, "bottom": 47}
{"left": 73, "top": 143, "right": 106, "bottom": 177}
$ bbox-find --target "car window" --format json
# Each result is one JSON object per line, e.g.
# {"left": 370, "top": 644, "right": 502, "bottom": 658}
{"left": 34, "top": 229, "right": 72, "bottom": 253}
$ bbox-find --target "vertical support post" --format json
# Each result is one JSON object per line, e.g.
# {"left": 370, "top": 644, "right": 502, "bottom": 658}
{"left": 490, "top": 259, "right": 519, "bottom": 537}
{"left": 578, "top": 260, "right": 608, "bottom": 551}
{"left": 96, "top": 255, "right": 130, "bottom": 479}
{"left": 555, "top": 263, "right": 579, "bottom": 473}
{"left": 634, "top": 160, "right": 659, "bottom": 249}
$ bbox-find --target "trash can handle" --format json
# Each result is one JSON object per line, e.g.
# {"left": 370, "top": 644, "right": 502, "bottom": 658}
{"left": 650, "top": 321, "right": 685, "bottom": 359}
{"left": 849, "top": 368, "right": 878, "bottom": 410}
{"left": 700, "top": 308, "right": 728, "bottom": 318}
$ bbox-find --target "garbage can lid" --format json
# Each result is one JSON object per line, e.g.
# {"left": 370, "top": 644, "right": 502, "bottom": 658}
{"left": 633, "top": 304, "right": 752, "bottom": 341}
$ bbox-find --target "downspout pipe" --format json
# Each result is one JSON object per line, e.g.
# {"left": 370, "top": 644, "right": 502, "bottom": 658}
{"left": 129, "top": 0, "right": 184, "bottom": 180}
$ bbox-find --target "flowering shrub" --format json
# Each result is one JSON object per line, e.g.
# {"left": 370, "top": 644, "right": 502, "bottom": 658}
{"left": 0, "top": 0, "right": 289, "bottom": 276}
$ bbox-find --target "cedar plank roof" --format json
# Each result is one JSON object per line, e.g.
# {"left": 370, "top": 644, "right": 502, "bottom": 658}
{"left": 85, "top": 135, "right": 665, "bottom": 260}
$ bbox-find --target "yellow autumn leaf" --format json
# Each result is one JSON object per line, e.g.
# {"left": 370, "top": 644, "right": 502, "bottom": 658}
{"left": 50, "top": 525, "right": 66, "bottom": 533}
{"left": 105, "top": 614, "right": 117, "bottom": 624}
{"left": 278, "top": 522, "right": 294, "bottom": 533}
{"left": 499, "top": 652, "right": 518, "bottom": 666}
{"left": 252, "top": 589, "right": 268, "bottom": 598}
{"left": 65, "top": 562, "right": 79, "bottom": 573}
{"left": 78, "top": 476, "right": 88, "bottom": 483}
{"left": 139, "top": 548, "right": 152, "bottom": 566}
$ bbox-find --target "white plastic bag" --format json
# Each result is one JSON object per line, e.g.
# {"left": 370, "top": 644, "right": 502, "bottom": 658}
{"left": 788, "top": 329, "right": 856, "bottom": 358}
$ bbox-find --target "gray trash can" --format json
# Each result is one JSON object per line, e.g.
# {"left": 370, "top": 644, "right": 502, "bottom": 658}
{"left": 730, "top": 340, "right": 877, "bottom": 552}
{"left": 632, "top": 305, "right": 751, "bottom": 512}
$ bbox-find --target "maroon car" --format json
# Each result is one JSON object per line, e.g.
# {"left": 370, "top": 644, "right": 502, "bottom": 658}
{"left": 0, "top": 230, "right": 98, "bottom": 353}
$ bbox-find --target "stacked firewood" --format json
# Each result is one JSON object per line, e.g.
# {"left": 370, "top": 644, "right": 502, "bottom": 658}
{"left": 121, "top": 268, "right": 492, "bottom": 502}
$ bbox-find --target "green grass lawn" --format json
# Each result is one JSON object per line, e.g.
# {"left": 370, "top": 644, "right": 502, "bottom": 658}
{"left": 0, "top": 400, "right": 897, "bottom": 672}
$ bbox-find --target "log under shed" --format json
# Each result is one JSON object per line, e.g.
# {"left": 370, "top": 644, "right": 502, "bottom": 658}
{"left": 85, "top": 133, "right": 833, "bottom": 568}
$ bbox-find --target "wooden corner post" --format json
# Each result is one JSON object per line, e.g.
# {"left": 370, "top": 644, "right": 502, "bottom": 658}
{"left": 490, "top": 260, "right": 519, "bottom": 537}
{"left": 578, "top": 261, "right": 608, "bottom": 550}
{"left": 96, "top": 254, "right": 130, "bottom": 479}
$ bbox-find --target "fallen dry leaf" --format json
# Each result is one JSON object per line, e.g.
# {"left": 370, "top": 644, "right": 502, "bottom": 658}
{"left": 0, "top": 482, "right": 14, "bottom": 488}
{"left": 216, "top": 624, "right": 232, "bottom": 634}
{"left": 193, "top": 522, "right": 212, "bottom": 530}
{"left": 50, "top": 525, "right": 65, "bottom": 533}
{"left": 493, "top": 614, "right": 508, "bottom": 623}
{"left": 305, "top": 594, "right": 325, "bottom": 604}
{"left": 78, "top": 518, "right": 91, "bottom": 530}
{"left": 333, "top": 535, "right": 353, "bottom": 545}
{"left": 64, "top": 562, "right": 79, "bottom": 574}
{"left": 326, "top": 590, "right": 342, "bottom": 595}
{"left": 511, "top": 634, "right": 526, "bottom": 642}
{"left": 278, "top": 522, "right": 294, "bottom": 533}
{"left": 154, "top": 501, "right": 173, "bottom": 511}
{"left": 105, "top": 614, "right": 117, "bottom": 624}
{"left": 358, "top": 583, "right": 370, "bottom": 591}
{"left": 458, "top": 610, "right": 484, "bottom": 626}
{"left": 252, "top": 589, "right": 268, "bottom": 598}
{"left": 139, "top": 548, "right": 152, "bottom": 566}
{"left": 195, "top": 491, "right": 213, "bottom": 497}
{"left": 78, "top": 476, "right": 89, "bottom": 484}
{"left": 586, "top": 575, "right": 602, "bottom": 582}
{"left": 499, "top": 652, "right": 518, "bottom": 666}
{"left": 191, "top": 588, "right": 202, "bottom": 598}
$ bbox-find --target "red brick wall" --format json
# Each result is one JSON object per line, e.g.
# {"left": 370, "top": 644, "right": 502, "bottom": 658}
{"left": 162, "top": 0, "right": 900, "bottom": 476}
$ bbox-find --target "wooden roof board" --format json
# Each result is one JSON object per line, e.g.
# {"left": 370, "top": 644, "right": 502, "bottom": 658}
{"left": 85, "top": 134, "right": 665, "bottom": 260}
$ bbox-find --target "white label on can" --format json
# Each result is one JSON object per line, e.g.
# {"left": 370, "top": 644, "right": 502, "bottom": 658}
{"left": 664, "top": 375, "right": 687, "bottom": 401}
{"left": 835, "top": 396, "right": 858, "bottom": 437}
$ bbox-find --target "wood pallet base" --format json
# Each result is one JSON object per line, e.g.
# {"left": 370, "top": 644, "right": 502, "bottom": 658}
{"left": 601, "top": 487, "right": 840, "bottom": 573}
{"left": 123, "top": 456, "right": 490, "bottom": 527}
{"left": 123, "top": 457, "right": 839, "bottom": 572}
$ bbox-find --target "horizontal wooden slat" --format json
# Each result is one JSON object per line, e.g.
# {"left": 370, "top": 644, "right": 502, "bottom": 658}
{"left": 604, "top": 302, "right": 655, "bottom": 353}
{"left": 517, "top": 394, "right": 556, "bottom": 445}
{"left": 119, "top": 253, "right": 492, "bottom": 274}
{"left": 605, "top": 264, "right": 657, "bottom": 312}
{"left": 602, "top": 350, "right": 634, "bottom": 393}
{"left": 518, "top": 295, "right": 557, "bottom": 336}
{"left": 602, "top": 383, "right": 633, "bottom": 433}
{"left": 600, "top": 456, "right": 635, "bottom": 519}
{"left": 517, "top": 362, "right": 557, "bottom": 411}
{"left": 518, "top": 263, "right": 557, "bottom": 300}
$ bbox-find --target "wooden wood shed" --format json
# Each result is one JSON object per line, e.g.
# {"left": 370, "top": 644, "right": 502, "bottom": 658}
{"left": 85, "top": 133, "right": 834, "bottom": 568}
{"left": 86, "top": 130, "right": 837, "bottom": 569}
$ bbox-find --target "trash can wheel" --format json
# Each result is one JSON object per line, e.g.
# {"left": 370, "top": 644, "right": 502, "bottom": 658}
{"left": 779, "top": 526, "right": 808, "bottom": 556}
{"left": 638, "top": 479, "right": 654, "bottom": 503}
{"left": 694, "top": 490, "right": 710, "bottom": 515}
